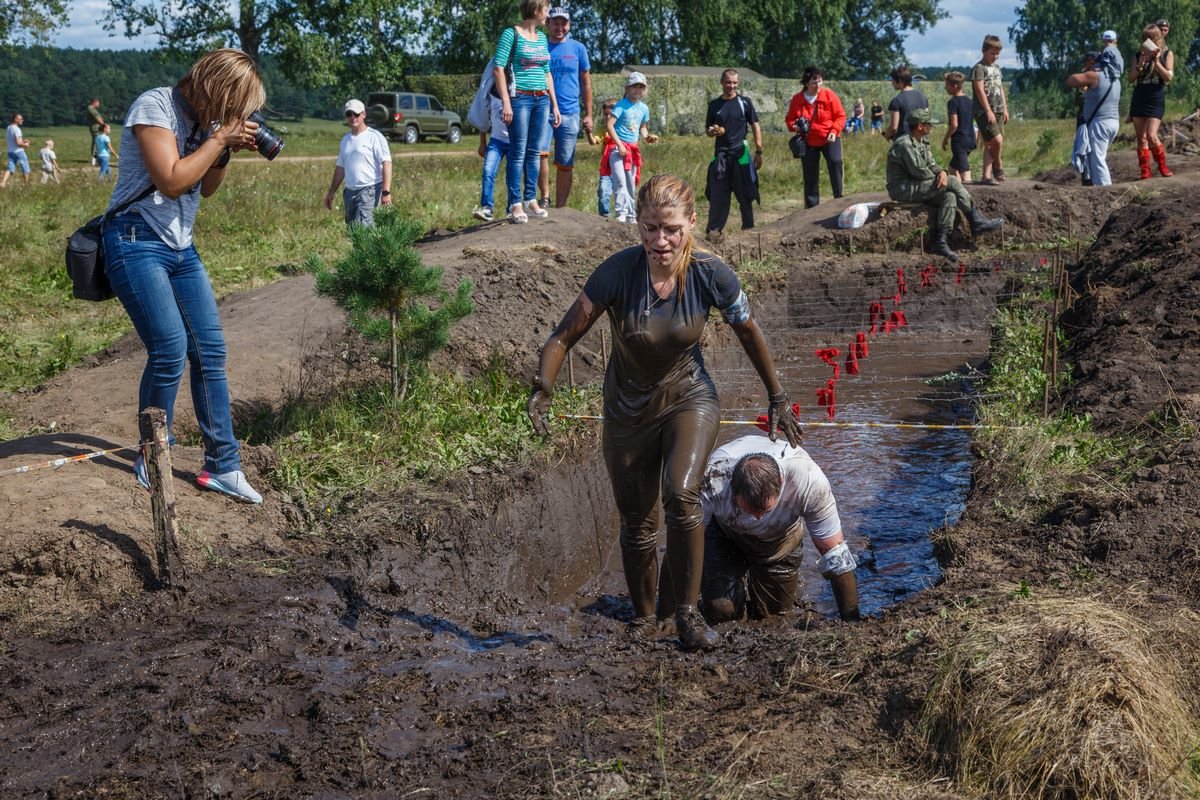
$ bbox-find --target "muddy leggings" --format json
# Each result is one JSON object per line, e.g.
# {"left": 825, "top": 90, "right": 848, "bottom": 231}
{"left": 602, "top": 397, "right": 721, "bottom": 620}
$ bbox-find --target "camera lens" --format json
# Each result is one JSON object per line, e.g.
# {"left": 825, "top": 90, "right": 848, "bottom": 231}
{"left": 248, "top": 111, "right": 284, "bottom": 161}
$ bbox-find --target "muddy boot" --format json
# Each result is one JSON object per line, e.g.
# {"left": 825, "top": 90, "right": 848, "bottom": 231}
{"left": 1137, "top": 147, "right": 1152, "bottom": 179}
{"left": 969, "top": 207, "right": 1004, "bottom": 234}
{"left": 628, "top": 615, "right": 659, "bottom": 642}
{"left": 675, "top": 605, "right": 720, "bottom": 651}
{"left": 1152, "top": 143, "right": 1173, "bottom": 177}
{"left": 929, "top": 230, "right": 958, "bottom": 260}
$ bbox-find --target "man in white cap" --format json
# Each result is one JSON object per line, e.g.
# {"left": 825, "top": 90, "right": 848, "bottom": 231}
{"left": 537, "top": 6, "right": 593, "bottom": 208}
{"left": 1100, "top": 29, "right": 1124, "bottom": 77}
{"left": 324, "top": 98, "right": 393, "bottom": 225}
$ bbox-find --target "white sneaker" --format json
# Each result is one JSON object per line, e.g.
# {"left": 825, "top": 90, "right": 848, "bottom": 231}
{"left": 472, "top": 205, "right": 493, "bottom": 221}
{"left": 197, "top": 469, "right": 263, "bottom": 504}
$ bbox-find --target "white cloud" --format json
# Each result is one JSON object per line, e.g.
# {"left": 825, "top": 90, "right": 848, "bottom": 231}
{"left": 55, "top": 0, "right": 165, "bottom": 50}
{"left": 904, "top": 1, "right": 1021, "bottom": 68}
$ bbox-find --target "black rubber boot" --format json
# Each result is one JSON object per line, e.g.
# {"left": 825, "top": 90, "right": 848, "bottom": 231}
{"left": 675, "top": 605, "right": 720, "bottom": 651}
{"left": 969, "top": 207, "right": 1004, "bottom": 234}
{"left": 929, "top": 230, "right": 958, "bottom": 260}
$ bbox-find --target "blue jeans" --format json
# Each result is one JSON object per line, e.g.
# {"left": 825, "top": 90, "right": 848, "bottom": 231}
{"left": 546, "top": 113, "right": 580, "bottom": 167}
{"left": 480, "top": 137, "right": 510, "bottom": 209}
{"left": 97, "top": 155, "right": 111, "bottom": 179}
{"left": 597, "top": 174, "right": 613, "bottom": 216}
{"left": 505, "top": 92, "right": 550, "bottom": 206}
{"left": 101, "top": 212, "right": 241, "bottom": 473}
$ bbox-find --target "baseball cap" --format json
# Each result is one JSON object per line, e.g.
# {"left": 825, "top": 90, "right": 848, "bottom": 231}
{"left": 908, "top": 107, "right": 933, "bottom": 127}
{"left": 548, "top": 6, "right": 569, "bottom": 20}
{"left": 1101, "top": 30, "right": 1118, "bottom": 42}
{"left": 344, "top": 98, "right": 366, "bottom": 115}
{"left": 626, "top": 71, "right": 647, "bottom": 87}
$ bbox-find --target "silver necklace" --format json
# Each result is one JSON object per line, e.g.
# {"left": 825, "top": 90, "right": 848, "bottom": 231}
{"left": 644, "top": 267, "right": 672, "bottom": 316}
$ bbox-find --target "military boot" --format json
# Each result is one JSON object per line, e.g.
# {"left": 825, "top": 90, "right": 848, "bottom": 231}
{"left": 929, "top": 230, "right": 958, "bottom": 260}
{"left": 969, "top": 207, "right": 1004, "bottom": 234}
{"left": 675, "top": 605, "right": 720, "bottom": 651}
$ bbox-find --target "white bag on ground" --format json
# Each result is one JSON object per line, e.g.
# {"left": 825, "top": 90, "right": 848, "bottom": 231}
{"left": 837, "top": 201, "right": 881, "bottom": 229}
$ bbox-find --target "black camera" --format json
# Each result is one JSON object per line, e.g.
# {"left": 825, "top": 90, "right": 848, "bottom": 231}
{"left": 248, "top": 111, "right": 284, "bottom": 160}
{"left": 796, "top": 116, "right": 811, "bottom": 135}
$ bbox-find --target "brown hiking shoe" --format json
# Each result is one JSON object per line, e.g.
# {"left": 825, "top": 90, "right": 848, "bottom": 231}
{"left": 675, "top": 605, "right": 720, "bottom": 651}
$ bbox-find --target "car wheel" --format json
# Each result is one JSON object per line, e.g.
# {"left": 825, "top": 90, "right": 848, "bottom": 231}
{"left": 365, "top": 104, "right": 390, "bottom": 129}
{"left": 446, "top": 126, "right": 462, "bottom": 144}
{"left": 404, "top": 125, "right": 419, "bottom": 145}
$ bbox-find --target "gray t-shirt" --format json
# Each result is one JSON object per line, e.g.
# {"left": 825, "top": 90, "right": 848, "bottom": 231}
{"left": 106, "top": 87, "right": 210, "bottom": 250}
{"left": 1083, "top": 70, "right": 1121, "bottom": 123}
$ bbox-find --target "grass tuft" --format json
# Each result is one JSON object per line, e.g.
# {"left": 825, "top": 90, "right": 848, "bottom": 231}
{"left": 922, "top": 594, "right": 1200, "bottom": 799}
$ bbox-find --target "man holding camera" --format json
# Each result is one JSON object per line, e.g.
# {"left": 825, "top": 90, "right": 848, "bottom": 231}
{"left": 704, "top": 68, "right": 762, "bottom": 240}
{"left": 324, "top": 99, "right": 393, "bottom": 226}
{"left": 886, "top": 107, "right": 1003, "bottom": 260}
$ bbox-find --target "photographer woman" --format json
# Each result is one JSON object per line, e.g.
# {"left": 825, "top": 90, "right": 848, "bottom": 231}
{"left": 785, "top": 66, "right": 847, "bottom": 208}
{"left": 1129, "top": 22, "right": 1174, "bottom": 178}
{"left": 527, "top": 174, "right": 802, "bottom": 652}
{"left": 101, "top": 48, "right": 266, "bottom": 503}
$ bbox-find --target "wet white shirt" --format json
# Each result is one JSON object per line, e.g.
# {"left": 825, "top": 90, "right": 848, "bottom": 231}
{"left": 701, "top": 434, "right": 842, "bottom": 562}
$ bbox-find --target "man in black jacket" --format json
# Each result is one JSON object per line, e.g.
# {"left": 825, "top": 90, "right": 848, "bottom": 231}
{"left": 704, "top": 69, "right": 762, "bottom": 240}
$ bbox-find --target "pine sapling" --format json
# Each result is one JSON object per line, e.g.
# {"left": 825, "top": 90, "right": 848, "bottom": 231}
{"left": 305, "top": 206, "right": 474, "bottom": 400}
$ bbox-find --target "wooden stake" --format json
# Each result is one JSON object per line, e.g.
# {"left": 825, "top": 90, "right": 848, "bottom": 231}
{"left": 138, "top": 407, "right": 186, "bottom": 588}
{"left": 1041, "top": 316, "right": 1052, "bottom": 417}
{"left": 567, "top": 349, "right": 575, "bottom": 387}
{"left": 600, "top": 329, "right": 608, "bottom": 370}
{"left": 738, "top": 242, "right": 744, "bottom": 265}
{"left": 757, "top": 232, "right": 763, "bottom": 260}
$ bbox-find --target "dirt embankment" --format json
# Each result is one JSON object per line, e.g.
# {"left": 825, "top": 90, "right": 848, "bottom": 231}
{"left": 2, "top": 167, "right": 1200, "bottom": 797}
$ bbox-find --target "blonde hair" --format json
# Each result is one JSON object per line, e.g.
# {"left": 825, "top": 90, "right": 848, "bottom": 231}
{"left": 177, "top": 48, "right": 266, "bottom": 127}
{"left": 636, "top": 174, "right": 707, "bottom": 293}
{"left": 520, "top": 0, "right": 548, "bottom": 19}
{"left": 1142, "top": 24, "right": 1165, "bottom": 51}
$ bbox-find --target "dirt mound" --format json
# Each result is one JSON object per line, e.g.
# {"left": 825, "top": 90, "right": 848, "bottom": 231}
{"left": 761, "top": 180, "right": 1129, "bottom": 255}
{"left": 1034, "top": 147, "right": 1200, "bottom": 185}
{"left": 1062, "top": 190, "right": 1200, "bottom": 429}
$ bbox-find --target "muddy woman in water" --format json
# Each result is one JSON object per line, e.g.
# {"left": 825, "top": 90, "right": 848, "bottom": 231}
{"left": 528, "top": 174, "right": 802, "bottom": 650}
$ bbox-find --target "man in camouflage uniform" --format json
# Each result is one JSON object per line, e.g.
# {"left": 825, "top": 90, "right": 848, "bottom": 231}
{"left": 886, "top": 106, "right": 1003, "bottom": 259}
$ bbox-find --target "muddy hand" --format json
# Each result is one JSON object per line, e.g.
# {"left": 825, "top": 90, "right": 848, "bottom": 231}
{"left": 527, "top": 387, "right": 553, "bottom": 436}
{"left": 767, "top": 392, "right": 802, "bottom": 447}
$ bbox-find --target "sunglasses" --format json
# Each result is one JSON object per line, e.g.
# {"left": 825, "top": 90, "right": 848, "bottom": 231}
{"left": 345, "top": 110, "right": 362, "bottom": 118}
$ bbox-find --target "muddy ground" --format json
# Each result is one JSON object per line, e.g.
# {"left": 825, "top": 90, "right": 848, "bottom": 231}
{"left": 1, "top": 147, "right": 1198, "bottom": 798}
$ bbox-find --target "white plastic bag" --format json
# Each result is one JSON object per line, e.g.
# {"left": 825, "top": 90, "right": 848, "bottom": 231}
{"left": 837, "top": 201, "right": 881, "bottom": 229}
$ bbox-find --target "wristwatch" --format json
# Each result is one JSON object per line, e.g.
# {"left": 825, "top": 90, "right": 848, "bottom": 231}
{"left": 381, "top": 190, "right": 391, "bottom": 197}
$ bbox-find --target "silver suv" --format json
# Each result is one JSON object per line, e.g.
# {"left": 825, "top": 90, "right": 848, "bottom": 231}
{"left": 366, "top": 91, "right": 463, "bottom": 144}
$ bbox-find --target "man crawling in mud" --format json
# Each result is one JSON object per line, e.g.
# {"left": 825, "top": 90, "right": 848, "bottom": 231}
{"left": 695, "top": 434, "right": 860, "bottom": 623}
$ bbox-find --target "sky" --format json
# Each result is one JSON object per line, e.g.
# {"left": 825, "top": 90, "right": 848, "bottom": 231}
{"left": 55, "top": 0, "right": 1022, "bottom": 69}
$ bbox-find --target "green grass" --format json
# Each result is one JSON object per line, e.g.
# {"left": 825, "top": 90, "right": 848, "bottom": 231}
{"left": 239, "top": 362, "right": 600, "bottom": 508}
{"left": 974, "top": 270, "right": 1146, "bottom": 520}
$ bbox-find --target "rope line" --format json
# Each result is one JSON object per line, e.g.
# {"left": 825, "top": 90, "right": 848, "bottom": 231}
{"left": 0, "top": 442, "right": 142, "bottom": 479}
{"left": 555, "top": 414, "right": 995, "bottom": 431}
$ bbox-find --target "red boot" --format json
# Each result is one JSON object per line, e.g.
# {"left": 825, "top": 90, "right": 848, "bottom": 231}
{"left": 1152, "top": 143, "right": 1173, "bottom": 177}
{"left": 1137, "top": 148, "right": 1152, "bottom": 180}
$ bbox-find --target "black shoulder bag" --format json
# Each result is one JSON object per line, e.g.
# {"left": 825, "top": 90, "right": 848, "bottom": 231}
{"left": 65, "top": 185, "right": 156, "bottom": 301}
{"left": 789, "top": 97, "right": 817, "bottom": 159}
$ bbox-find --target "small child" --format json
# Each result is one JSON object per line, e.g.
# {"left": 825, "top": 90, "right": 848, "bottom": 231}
{"left": 472, "top": 95, "right": 509, "bottom": 222}
{"left": 38, "top": 139, "right": 61, "bottom": 184}
{"left": 95, "top": 123, "right": 117, "bottom": 181}
{"left": 596, "top": 97, "right": 617, "bottom": 217}
{"left": 605, "top": 73, "right": 658, "bottom": 223}
{"left": 941, "top": 72, "right": 975, "bottom": 183}
{"left": 971, "top": 35, "right": 1008, "bottom": 183}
